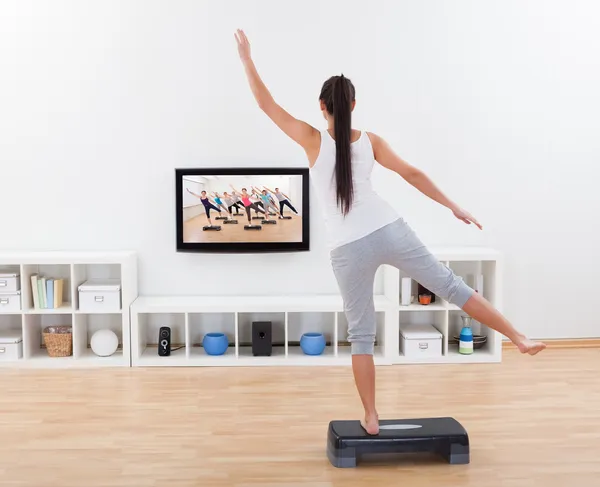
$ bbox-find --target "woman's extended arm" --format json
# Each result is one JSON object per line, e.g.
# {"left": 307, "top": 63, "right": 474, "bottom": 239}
{"left": 235, "top": 30, "right": 319, "bottom": 151}
{"left": 368, "top": 132, "right": 482, "bottom": 229}
{"left": 186, "top": 188, "right": 202, "bottom": 199}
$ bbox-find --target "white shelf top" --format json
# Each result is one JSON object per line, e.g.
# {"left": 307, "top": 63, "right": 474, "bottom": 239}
{"left": 0, "top": 250, "right": 136, "bottom": 265}
{"left": 131, "top": 294, "right": 396, "bottom": 313}
{"left": 428, "top": 246, "right": 501, "bottom": 261}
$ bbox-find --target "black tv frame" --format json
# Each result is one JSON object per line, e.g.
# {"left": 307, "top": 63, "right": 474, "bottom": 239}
{"left": 175, "top": 167, "right": 310, "bottom": 253}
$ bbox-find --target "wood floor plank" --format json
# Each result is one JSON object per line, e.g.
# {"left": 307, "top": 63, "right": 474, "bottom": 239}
{"left": 0, "top": 348, "right": 599, "bottom": 486}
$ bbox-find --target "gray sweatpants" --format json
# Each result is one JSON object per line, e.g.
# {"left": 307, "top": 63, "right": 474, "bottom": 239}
{"left": 330, "top": 218, "right": 474, "bottom": 355}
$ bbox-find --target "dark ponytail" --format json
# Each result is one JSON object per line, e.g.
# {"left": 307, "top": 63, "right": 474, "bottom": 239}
{"left": 319, "top": 74, "right": 356, "bottom": 216}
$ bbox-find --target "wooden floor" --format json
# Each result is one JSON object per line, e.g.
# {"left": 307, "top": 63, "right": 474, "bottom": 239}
{"left": 183, "top": 212, "right": 302, "bottom": 243}
{"left": 1, "top": 348, "right": 599, "bottom": 487}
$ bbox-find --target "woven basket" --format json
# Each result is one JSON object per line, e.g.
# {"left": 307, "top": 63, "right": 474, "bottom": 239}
{"left": 43, "top": 325, "right": 73, "bottom": 357}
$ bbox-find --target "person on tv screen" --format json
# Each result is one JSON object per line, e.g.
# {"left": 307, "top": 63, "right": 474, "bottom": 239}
{"left": 187, "top": 188, "right": 222, "bottom": 227}
{"left": 230, "top": 185, "right": 267, "bottom": 224}
{"left": 254, "top": 187, "right": 281, "bottom": 217}
{"left": 223, "top": 192, "right": 243, "bottom": 215}
{"left": 264, "top": 186, "right": 298, "bottom": 217}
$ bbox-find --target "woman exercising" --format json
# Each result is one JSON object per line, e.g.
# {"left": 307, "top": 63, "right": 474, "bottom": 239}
{"left": 223, "top": 192, "right": 243, "bottom": 215}
{"left": 187, "top": 188, "right": 222, "bottom": 227}
{"left": 254, "top": 187, "right": 281, "bottom": 217}
{"left": 211, "top": 192, "right": 233, "bottom": 219}
{"left": 231, "top": 185, "right": 267, "bottom": 224}
{"left": 264, "top": 186, "right": 298, "bottom": 216}
{"left": 235, "top": 29, "right": 546, "bottom": 435}
{"left": 228, "top": 191, "right": 246, "bottom": 215}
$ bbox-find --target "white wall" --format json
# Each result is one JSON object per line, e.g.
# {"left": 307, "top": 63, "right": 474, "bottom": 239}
{"left": 1, "top": 0, "right": 599, "bottom": 339}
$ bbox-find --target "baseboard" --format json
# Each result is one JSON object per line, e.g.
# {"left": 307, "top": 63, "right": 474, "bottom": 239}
{"left": 503, "top": 338, "right": 600, "bottom": 350}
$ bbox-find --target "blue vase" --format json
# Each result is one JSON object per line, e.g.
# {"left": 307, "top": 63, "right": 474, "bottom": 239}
{"left": 202, "top": 333, "right": 229, "bottom": 356}
{"left": 300, "top": 333, "right": 326, "bottom": 355}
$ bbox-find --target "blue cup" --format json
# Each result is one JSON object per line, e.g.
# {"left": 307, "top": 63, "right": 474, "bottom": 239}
{"left": 300, "top": 332, "right": 326, "bottom": 355}
{"left": 202, "top": 333, "right": 229, "bottom": 355}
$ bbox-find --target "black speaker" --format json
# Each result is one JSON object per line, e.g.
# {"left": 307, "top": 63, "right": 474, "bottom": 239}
{"left": 158, "top": 326, "right": 171, "bottom": 356}
{"left": 252, "top": 321, "right": 272, "bottom": 356}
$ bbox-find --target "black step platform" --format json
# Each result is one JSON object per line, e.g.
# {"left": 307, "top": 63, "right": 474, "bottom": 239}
{"left": 215, "top": 216, "right": 228, "bottom": 220}
{"left": 327, "top": 417, "right": 469, "bottom": 468}
{"left": 203, "top": 225, "right": 221, "bottom": 231}
{"left": 279, "top": 216, "right": 292, "bottom": 219}
{"left": 244, "top": 225, "right": 262, "bottom": 230}
{"left": 223, "top": 219, "right": 239, "bottom": 224}
{"left": 261, "top": 220, "right": 277, "bottom": 225}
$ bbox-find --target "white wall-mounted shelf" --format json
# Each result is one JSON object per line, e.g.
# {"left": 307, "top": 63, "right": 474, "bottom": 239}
{"left": 130, "top": 246, "right": 502, "bottom": 367}
{"left": 0, "top": 251, "right": 137, "bottom": 368}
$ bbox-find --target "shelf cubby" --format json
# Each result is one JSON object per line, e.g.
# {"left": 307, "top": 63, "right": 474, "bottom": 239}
{"left": 187, "top": 312, "right": 236, "bottom": 359}
{"left": 23, "top": 313, "right": 73, "bottom": 361}
{"left": 448, "top": 310, "right": 496, "bottom": 358}
{"left": 287, "top": 312, "right": 335, "bottom": 357}
{"left": 21, "top": 264, "right": 72, "bottom": 312}
{"left": 0, "top": 314, "right": 22, "bottom": 331}
{"left": 135, "top": 312, "right": 186, "bottom": 364}
{"left": 72, "top": 263, "right": 122, "bottom": 310}
{"left": 74, "top": 313, "right": 124, "bottom": 364}
{"left": 237, "top": 312, "right": 286, "bottom": 360}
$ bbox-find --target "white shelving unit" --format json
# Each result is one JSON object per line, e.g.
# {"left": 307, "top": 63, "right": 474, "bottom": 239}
{"left": 130, "top": 247, "right": 502, "bottom": 367}
{"left": 383, "top": 247, "right": 503, "bottom": 364}
{"left": 0, "top": 251, "right": 137, "bottom": 368}
{"left": 131, "top": 295, "right": 395, "bottom": 366}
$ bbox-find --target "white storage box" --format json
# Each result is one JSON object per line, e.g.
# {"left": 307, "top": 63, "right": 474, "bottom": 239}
{"left": 78, "top": 279, "right": 121, "bottom": 312}
{"left": 0, "top": 330, "right": 23, "bottom": 361}
{"left": 0, "top": 291, "right": 21, "bottom": 313}
{"left": 0, "top": 273, "right": 20, "bottom": 293}
{"left": 400, "top": 323, "right": 443, "bottom": 358}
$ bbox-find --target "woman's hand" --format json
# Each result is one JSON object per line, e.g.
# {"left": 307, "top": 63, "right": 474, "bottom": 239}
{"left": 452, "top": 207, "right": 482, "bottom": 229}
{"left": 235, "top": 29, "right": 251, "bottom": 62}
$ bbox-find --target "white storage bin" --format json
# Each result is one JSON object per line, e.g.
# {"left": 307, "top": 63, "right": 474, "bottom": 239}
{"left": 0, "top": 273, "right": 20, "bottom": 293}
{"left": 400, "top": 323, "right": 443, "bottom": 358}
{"left": 0, "top": 291, "right": 21, "bottom": 313}
{"left": 0, "top": 330, "right": 23, "bottom": 361}
{"left": 78, "top": 279, "right": 121, "bottom": 312}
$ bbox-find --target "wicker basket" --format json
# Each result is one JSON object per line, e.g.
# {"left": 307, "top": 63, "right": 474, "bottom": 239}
{"left": 43, "top": 325, "right": 73, "bottom": 357}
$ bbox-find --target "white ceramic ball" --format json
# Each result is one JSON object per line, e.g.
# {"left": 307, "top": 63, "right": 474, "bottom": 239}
{"left": 90, "top": 329, "right": 119, "bottom": 357}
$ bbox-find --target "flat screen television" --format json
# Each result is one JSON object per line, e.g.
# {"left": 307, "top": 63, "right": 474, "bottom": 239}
{"left": 176, "top": 167, "right": 310, "bottom": 253}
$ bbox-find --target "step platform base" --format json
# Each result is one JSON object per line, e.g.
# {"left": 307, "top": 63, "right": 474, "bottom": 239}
{"left": 327, "top": 417, "right": 469, "bottom": 468}
{"left": 244, "top": 225, "right": 262, "bottom": 230}
{"left": 203, "top": 225, "right": 221, "bottom": 231}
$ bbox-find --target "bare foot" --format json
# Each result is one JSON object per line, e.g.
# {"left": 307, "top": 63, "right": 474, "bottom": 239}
{"left": 516, "top": 337, "right": 547, "bottom": 355}
{"left": 360, "top": 414, "right": 379, "bottom": 435}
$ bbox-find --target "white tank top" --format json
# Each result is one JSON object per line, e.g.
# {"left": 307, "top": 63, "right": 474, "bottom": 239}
{"left": 309, "top": 130, "right": 399, "bottom": 250}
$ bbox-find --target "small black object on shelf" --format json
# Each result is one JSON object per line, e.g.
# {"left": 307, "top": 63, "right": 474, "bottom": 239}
{"left": 158, "top": 326, "right": 171, "bottom": 356}
{"left": 252, "top": 321, "right": 272, "bottom": 356}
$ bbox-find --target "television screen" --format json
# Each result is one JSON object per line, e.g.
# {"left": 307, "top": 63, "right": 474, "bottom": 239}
{"left": 176, "top": 168, "right": 309, "bottom": 253}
